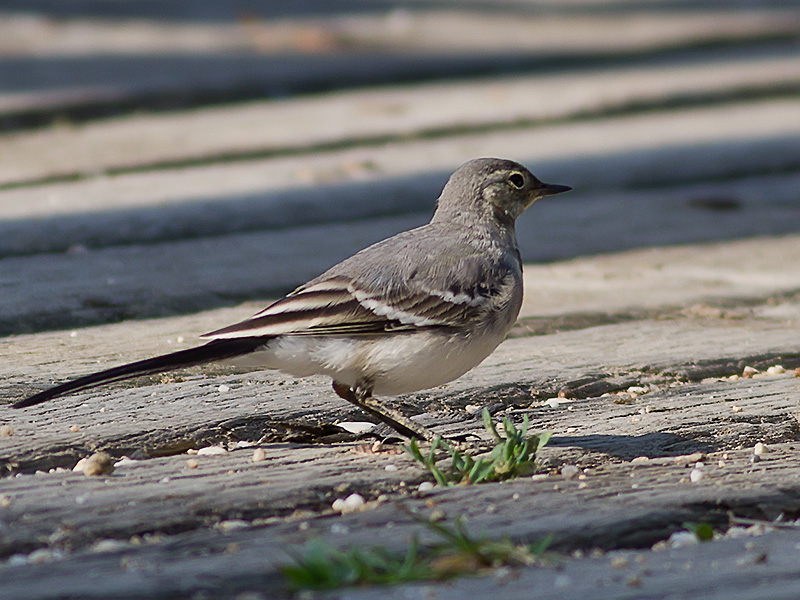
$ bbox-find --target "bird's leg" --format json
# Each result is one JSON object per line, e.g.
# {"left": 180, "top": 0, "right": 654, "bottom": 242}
{"left": 332, "top": 381, "right": 433, "bottom": 441}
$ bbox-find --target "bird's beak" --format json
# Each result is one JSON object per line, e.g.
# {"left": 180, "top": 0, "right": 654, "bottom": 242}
{"left": 538, "top": 182, "right": 572, "bottom": 196}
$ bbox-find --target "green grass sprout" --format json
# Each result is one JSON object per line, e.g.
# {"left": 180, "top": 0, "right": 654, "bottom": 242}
{"left": 404, "top": 408, "right": 551, "bottom": 485}
{"left": 281, "top": 513, "right": 553, "bottom": 591}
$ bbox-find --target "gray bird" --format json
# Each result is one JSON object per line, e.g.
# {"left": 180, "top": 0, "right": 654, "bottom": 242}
{"left": 13, "top": 158, "right": 570, "bottom": 439}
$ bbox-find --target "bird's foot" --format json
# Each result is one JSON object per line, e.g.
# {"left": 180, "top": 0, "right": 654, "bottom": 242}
{"left": 332, "top": 381, "right": 434, "bottom": 442}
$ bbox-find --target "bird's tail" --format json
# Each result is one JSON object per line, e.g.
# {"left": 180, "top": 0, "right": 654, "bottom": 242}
{"left": 12, "top": 338, "right": 266, "bottom": 409}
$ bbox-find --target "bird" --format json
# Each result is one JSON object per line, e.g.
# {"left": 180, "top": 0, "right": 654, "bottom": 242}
{"left": 13, "top": 158, "right": 570, "bottom": 440}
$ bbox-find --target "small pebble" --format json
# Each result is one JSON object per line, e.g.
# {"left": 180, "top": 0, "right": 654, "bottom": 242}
{"left": 689, "top": 468, "right": 704, "bottom": 483}
{"left": 561, "top": 465, "right": 580, "bottom": 480}
{"left": 75, "top": 452, "right": 115, "bottom": 477}
{"left": 610, "top": 556, "right": 629, "bottom": 569}
{"left": 627, "top": 386, "right": 649, "bottom": 395}
{"left": 332, "top": 493, "right": 365, "bottom": 514}
{"left": 418, "top": 481, "right": 435, "bottom": 493}
{"left": 766, "top": 365, "right": 785, "bottom": 375}
{"left": 753, "top": 442, "right": 768, "bottom": 456}
{"left": 0, "top": 425, "right": 14, "bottom": 437}
{"left": 742, "top": 366, "right": 758, "bottom": 378}
{"left": 90, "top": 539, "right": 130, "bottom": 553}
{"left": 465, "top": 404, "right": 482, "bottom": 415}
{"left": 186, "top": 459, "right": 199, "bottom": 469}
{"left": 252, "top": 448, "right": 267, "bottom": 463}
{"left": 631, "top": 456, "right": 649, "bottom": 464}
{"left": 731, "top": 405, "right": 743, "bottom": 413}
{"left": 0, "top": 495, "right": 12, "bottom": 507}
{"left": 26, "top": 548, "right": 61, "bottom": 564}
{"left": 384, "top": 464, "right": 398, "bottom": 472}
{"left": 336, "top": 421, "right": 376, "bottom": 435}
{"left": 217, "top": 520, "right": 249, "bottom": 532}
{"left": 750, "top": 454, "right": 761, "bottom": 464}
{"left": 197, "top": 446, "right": 227, "bottom": 456}
{"left": 679, "top": 452, "right": 706, "bottom": 464}
{"left": 217, "top": 384, "right": 230, "bottom": 393}
{"left": 667, "top": 531, "right": 699, "bottom": 548}
{"left": 69, "top": 424, "right": 81, "bottom": 433}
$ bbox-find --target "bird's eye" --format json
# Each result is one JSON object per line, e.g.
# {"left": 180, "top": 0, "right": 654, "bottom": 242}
{"left": 508, "top": 172, "right": 525, "bottom": 189}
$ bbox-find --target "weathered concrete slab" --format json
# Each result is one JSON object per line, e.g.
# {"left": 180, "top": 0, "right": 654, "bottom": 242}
{"left": 1, "top": 5, "right": 797, "bottom": 125}
{"left": 2, "top": 234, "right": 800, "bottom": 599}
{"left": 3, "top": 53, "right": 799, "bottom": 187}
{"left": 1, "top": 99, "right": 798, "bottom": 260}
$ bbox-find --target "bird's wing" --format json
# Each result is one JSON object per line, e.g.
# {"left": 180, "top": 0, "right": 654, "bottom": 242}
{"left": 200, "top": 273, "right": 485, "bottom": 340}
{"left": 201, "top": 224, "right": 518, "bottom": 341}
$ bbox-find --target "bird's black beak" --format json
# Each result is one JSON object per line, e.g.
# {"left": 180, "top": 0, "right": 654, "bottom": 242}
{"left": 539, "top": 182, "right": 572, "bottom": 196}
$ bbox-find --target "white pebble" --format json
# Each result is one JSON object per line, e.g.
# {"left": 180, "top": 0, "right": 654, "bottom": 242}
{"left": 217, "top": 384, "right": 230, "bottom": 393}
{"left": 545, "top": 398, "right": 561, "bottom": 408}
{"left": 336, "top": 421, "right": 376, "bottom": 435}
{"left": 332, "top": 493, "right": 365, "bottom": 514}
{"left": 90, "top": 539, "right": 130, "bottom": 553}
{"left": 465, "top": 404, "right": 482, "bottom": 415}
{"left": 418, "top": 481, "right": 435, "bottom": 492}
{"left": 742, "top": 366, "right": 759, "bottom": 378}
{"left": 766, "top": 365, "right": 785, "bottom": 375}
{"left": 252, "top": 448, "right": 267, "bottom": 463}
{"left": 690, "top": 468, "right": 704, "bottom": 483}
{"left": 667, "top": 531, "right": 699, "bottom": 548}
{"left": 561, "top": 465, "right": 580, "bottom": 480}
{"left": 384, "top": 464, "right": 398, "bottom": 472}
{"left": 731, "top": 405, "right": 743, "bottom": 413}
{"left": 197, "top": 446, "right": 227, "bottom": 456}
{"left": 217, "top": 520, "right": 249, "bottom": 532}
{"left": 26, "top": 548, "right": 62, "bottom": 564}
{"left": 753, "top": 442, "right": 767, "bottom": 456}
{"left": 627, "top": 386, "right": 649, "bottom": 395}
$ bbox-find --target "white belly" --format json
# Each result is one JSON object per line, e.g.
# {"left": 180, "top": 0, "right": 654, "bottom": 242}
{"left": 232, "top": 328, "right": 507, "bottom": 396}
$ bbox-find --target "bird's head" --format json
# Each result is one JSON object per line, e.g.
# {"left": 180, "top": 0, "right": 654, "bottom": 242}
{"left": 434, "top": 157, "right": 571, "bottom": 224}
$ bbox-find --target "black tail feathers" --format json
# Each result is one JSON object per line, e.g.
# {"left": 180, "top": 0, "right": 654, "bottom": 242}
{"left": 13, "top": 338, "right": 265, "bottom": 409}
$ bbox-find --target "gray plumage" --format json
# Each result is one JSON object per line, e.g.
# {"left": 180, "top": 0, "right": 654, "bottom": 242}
{"left": 14, "top": 158, "right": 570, "bottom": 439}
